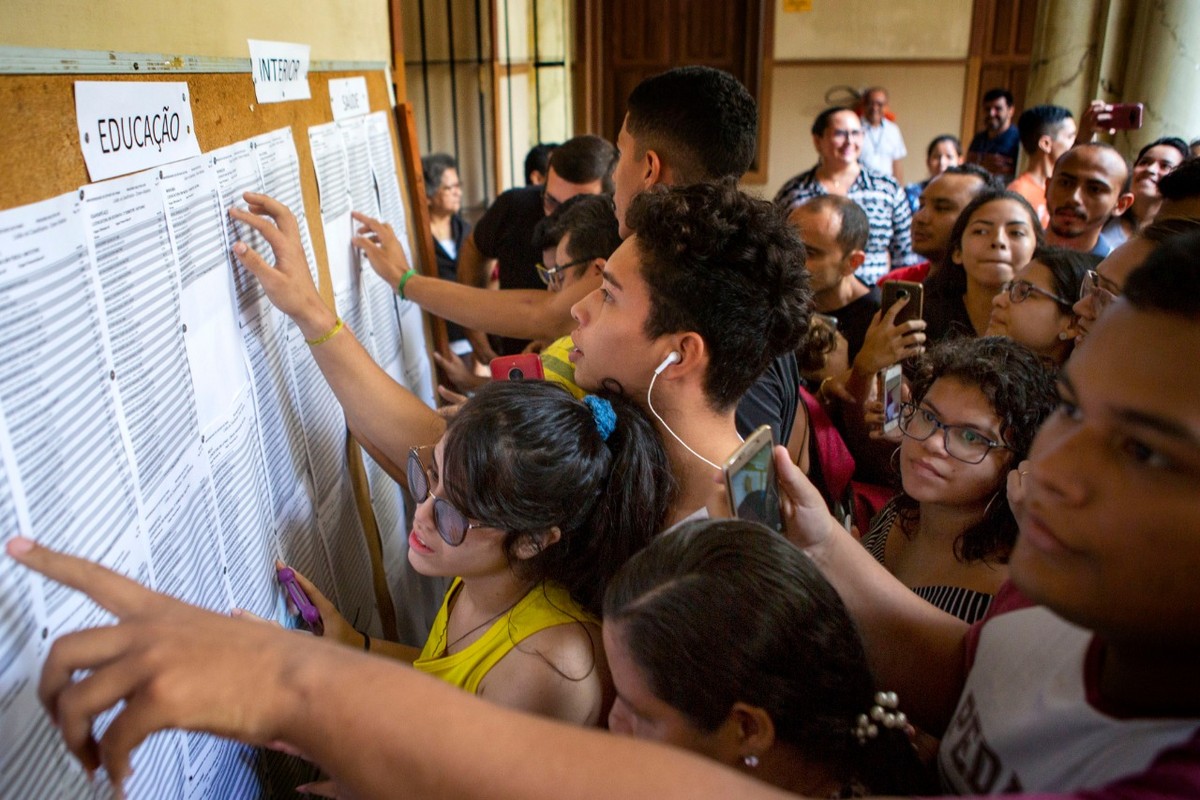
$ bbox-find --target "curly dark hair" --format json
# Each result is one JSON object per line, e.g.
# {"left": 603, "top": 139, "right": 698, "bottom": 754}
{"left": 895, "top": 336, "right": 1058, "bottom": 563}
{"left": 624, "top": 180, "right": 813, "bottom": 411}
{"left": 440, "top": 381, "right": 676, "bottom": 615}
{"left": 605, "top": 520, "right": 930, "bottom": 796}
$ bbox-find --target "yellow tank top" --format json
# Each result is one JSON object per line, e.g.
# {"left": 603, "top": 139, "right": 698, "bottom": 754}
{"left": 414, "top": 578, "right": 595, "bottom": 694}
{"left": 539, "top": 335, "right": 585, "bottom": 399}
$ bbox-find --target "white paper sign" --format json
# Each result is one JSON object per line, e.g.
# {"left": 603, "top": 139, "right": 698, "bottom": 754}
{"left": 247, "top": 39, "right": 312, "bottom": 104}
{"left": 74, "top": 81, "right": 202, "bottom": 182}
{"left": 329, "top": 77, "right": 370, "bottom": 120}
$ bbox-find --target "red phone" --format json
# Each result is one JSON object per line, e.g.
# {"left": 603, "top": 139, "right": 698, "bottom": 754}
{"left": 1108, "top": 103, "right": 1144, "bottom": 131}
{"left": 489, "top": 353, "right": 544, "bottom": 381}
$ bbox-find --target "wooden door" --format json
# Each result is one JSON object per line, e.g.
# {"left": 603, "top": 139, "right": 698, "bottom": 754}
{"left": 963, "top": 0, "right": 1040, "bottom": 138}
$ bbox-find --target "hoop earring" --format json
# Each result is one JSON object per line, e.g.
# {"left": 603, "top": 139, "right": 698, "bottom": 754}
{"left": 982, "top": 491, "right": 1002, "bottom": 519}
{"left": 889, "top": 446, "right": 902, "bottom": 477}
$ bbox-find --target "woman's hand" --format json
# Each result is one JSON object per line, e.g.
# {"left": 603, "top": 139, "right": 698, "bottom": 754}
{"left": 229, "top": 193, "right": 333, "bottom": 338}
{"left": 6, "top": 538, "right": 306, "bottom": 790}
{"left": 432, "top": 350, "right": 489, "bottom": 394}
{"left": 351, "top": 211, "right": 411, "bottom": 289}
{"left": 774, "top": 446, "right": 842, "bottom": 554}
{"left": 277, "top": 562, "right": 361, "bottom": 649}
{"left": 852, "top": 299, "right": 927, "bottom": 380}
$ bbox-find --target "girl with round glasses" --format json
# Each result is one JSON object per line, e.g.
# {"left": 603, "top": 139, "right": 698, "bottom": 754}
{"left": 860, "top": 337, "right": 1056, "bottom": 621}
{"left": 290, "top": 380, "right": 674, "bottom": 727}
{"left": 986, "top": 245, "right": 1097, "bottom": 366}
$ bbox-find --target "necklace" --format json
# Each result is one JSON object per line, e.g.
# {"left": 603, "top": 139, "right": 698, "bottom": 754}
{"left": 444, "top": 594, "right": 522, "bottom": 653}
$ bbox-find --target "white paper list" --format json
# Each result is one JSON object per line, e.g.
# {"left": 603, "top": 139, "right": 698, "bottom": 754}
{"left": 0, "top": 192, "right": 146, "bottom": 625}
{"left": 83, "top": 170, "right": 201, "bottom": 500}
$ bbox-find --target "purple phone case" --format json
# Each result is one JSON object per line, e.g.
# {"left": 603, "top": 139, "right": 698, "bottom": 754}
{"left": 277, "top": 567, "right": 324, "bottom": 635}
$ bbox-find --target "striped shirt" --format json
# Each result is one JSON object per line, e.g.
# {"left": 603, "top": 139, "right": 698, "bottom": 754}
{"left": 861, "top": 498, "right": 994, "bottom": 623}
{"left": 774, "top": 166, "right": 918, "bottom": 285}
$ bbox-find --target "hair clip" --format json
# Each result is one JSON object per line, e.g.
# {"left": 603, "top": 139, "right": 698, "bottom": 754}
{"left": 583, "top": 395, "right": 616, "bottom": 441}
{"left": 853, "top": 691, "right": 907, "bottom": 744}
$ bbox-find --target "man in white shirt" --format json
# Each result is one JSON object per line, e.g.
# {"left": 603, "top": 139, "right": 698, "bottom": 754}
{"left": 859, "top": 86, "right": 907, "bottom": 183}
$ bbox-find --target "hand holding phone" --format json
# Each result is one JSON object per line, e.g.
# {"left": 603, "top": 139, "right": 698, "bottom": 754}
{"left": 723, "top": 425, "right": 783, "bottom": 533}
{"left": 880, "top": 280, "right": 924, "bottom": 327}
{"left": 277, "top": 566, "right": 324, "bottom": 635}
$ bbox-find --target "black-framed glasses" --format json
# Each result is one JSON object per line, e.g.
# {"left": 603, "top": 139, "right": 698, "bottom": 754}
{"left": 1079, "top": 269, "right": 1119, "bottom": 314}
{"left": 898, "top": 404, "right": 1009, "bottom": 464}
{"left": 1001, "top": 279, "right": 1072, "bottom": 308}
{"left": 536, "top": 257, "right": 593, "bottom": 289}
{"left": 407, "top": 447, "right": 491, "bottom": 546}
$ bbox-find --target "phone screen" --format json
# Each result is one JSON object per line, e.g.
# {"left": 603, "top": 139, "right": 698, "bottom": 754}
{"left": 728, "top": 441, "right": 783, "bottom": 533}
{"left": 881, "top": 365, "right": 904, "bottom": 432}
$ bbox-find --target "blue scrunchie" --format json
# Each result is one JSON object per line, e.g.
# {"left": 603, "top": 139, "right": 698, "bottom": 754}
{"left": 582, "top": 395, "right": 617, "bottom": 442}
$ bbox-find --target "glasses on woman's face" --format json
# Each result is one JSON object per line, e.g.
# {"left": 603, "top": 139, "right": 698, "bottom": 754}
{"left": 898, "top": 404, "right": 1009, "bottom": 464}
{"left": 535, "top": 257, "right": 592, "bottom": 290}
{"left": 407, "top": 447, "right": 488, "bottom": 546}
{"left": 1001, "top": 279, "right": 1072, "bottom": 308}
{"left": 1080, "top": 269, "right": 1120, "bottom": 315}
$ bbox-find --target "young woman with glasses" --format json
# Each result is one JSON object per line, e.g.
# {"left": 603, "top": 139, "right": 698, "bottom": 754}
{"left": 986, "top": 245, "right": 1098, "bottom": 366}
{"left": 282, "top": 379, "right": 674, "bottom": 728}
{"left": 859, "top": 337, "right": 1057, "bottom": 621}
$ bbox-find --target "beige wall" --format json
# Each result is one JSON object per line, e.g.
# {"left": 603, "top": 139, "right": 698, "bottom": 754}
{"left": 0, "top": 0, "right": 391, "bottom": 62}
{"left": 751, "top": 0, "right": 973, "bottom": 199}
{"left": 758, "top": 63, "right": 968, "bottom": 199}
{"left": 774, "top": 0, "right": 972, "bottom": 60}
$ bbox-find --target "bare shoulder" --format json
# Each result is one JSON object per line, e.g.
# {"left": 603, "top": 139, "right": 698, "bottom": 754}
{"left": 477, "top": 621, "right": 609, "bottom": 726}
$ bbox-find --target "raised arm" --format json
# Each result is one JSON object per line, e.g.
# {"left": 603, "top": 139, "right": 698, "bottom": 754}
{"left": 773, "top": 447, "right": 969, "bottom": 734}
{"left": 230, "top": 194, "right": 444, "bottom": 463}
{"left": 353, "top": 211, "right": 591, "bottom": 341}
{"left": 12, "top": 539, "right": 793, "bottom": 800}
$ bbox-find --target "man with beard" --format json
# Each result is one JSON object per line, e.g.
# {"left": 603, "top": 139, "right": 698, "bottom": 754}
{"left": 1045, "top": 143, "right": 1134, "bottom": 257}
{"left": 966, "top": 89, "right": 1021, "bottom": 183}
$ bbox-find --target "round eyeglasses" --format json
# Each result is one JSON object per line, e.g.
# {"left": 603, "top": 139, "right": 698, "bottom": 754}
{"left": 1000, "top": 279, "right": 1072, "bottom": 308}
{"left": 898, "top": 404, "right": 1009, "bottom": 464}
{"left": 407, "top": 447, "right": 492, "bottom": 546}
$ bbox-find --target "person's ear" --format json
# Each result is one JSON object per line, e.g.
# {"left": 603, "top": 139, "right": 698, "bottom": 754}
{"left": 952, "top": 244, "right": 964, "bottom": 266}
{"left": 1037, "top": 134, "right": 1054, "bottom": 156}
{"left": 1113, "top": 191, "right": 1135, "bottom": 217}
{"left": 660, "top": 332, "right": 708, "bottom": 379}
{"left": 514, "top": 527, "right": 561, "bottom": 560}
{"left": 642, "top": 148, "right": 665, "bottom": 189}
{"left": 725, "top": 702, "right": 776, "bottom": 766}
{"left": 842, "top": 249, "right": 866, "bottom": 276}
{"left": 1059, "top": 312, "right": 1081, "bottom": 341}
{"left": 586, "top": 257, "right": 606, "bottom": 277}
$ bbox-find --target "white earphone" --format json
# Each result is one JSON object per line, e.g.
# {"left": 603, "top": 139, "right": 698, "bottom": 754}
{"left": 654, "top": 350, "right": 681, "bottom": 375}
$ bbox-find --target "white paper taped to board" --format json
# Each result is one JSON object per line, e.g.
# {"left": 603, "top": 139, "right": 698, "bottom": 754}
{"left": 247, "top": 39, "right": 312, "bottom": 104}
{"left": 329, "top": 76, "right": 370, "bottom": 120}
{"left": 74, "top": 81, "right": 201, "bottom": 182}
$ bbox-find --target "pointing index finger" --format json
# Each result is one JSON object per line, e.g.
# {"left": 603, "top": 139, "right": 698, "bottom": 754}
{"left": 7, "top": 538, "right": 151, "bottom": 619}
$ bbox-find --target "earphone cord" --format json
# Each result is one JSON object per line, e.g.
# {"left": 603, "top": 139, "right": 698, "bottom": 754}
{"left": 646, "top": 369, "right": 722, "bottom": 470}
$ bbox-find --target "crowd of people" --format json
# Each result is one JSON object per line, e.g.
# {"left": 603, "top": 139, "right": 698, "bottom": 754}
{"left": 9, "top": 66, "right": 1200, "bottom": 799}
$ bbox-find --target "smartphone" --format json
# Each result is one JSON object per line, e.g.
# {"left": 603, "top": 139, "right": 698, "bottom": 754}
{"left": 1108, "top": 102, "right": 1144, "bottom": 131}
{"left": 878, "top": 364, "right": 904, "bottom": 433}
{"left": 722, "top": 425, "right": 783, "bottom": 534}
{"left": 489, "top": 353, "right": 545, "bottom": 381}
{"left": 880, "top": 280, "right": 924, "bottom": 327}
{"left": 277, "top": 567, "right": 324, "bottom": 635}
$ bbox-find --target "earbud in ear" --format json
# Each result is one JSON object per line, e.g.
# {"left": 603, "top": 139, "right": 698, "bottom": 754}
{"left": 654, "top": 351, "right": 681, "bottom": 375}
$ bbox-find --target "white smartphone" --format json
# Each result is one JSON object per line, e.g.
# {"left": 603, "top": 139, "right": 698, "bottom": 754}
{"left": 722, "top": 425, "right": 783, "bottom": 533}
{"left": 879, "top": 364, "right": 904, "bottom": 433}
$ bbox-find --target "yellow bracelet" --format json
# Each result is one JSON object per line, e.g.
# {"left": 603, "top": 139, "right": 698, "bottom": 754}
{"left": 305, "top": 317, "right": 345, "bottom": 347}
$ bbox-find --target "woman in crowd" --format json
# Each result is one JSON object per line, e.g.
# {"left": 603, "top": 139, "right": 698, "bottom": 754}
{"left": 421, "top": 153, "right": 471, "bottom": 345}
{"left": 905, "top": 134, "right": 963, "bottom": 212}
{"left": 287, "top": 380, "right": 673, "bottom": 728}
{"left": 985, "top": 245, "right": 1096, "bottom": 367}
{"left": 923, "top": 189, "right": 1043, "bottom": 342}
{"left": 1103, "top": 136, "right": 1189, "bottom": 244}
{"left": 603, "top": 519, "right": 929, "bottom": 796}
{"left": 859, "top": 336, "right": 1057, "bottom": 621}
